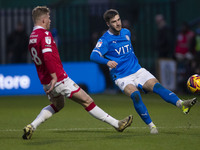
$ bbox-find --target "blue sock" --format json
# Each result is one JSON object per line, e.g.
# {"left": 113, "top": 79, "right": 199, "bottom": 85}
{"left": 153, "top": 83, "right": 179, "bottom": 106}
{"left": 131, "top": 91, "right": 152, "bottom": 125}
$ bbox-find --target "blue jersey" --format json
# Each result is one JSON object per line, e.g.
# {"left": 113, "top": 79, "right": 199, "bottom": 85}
{"left": 91, "top": 28, "right": 141, "bottom": 81}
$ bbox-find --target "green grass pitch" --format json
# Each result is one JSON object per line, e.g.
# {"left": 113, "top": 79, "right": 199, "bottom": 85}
{"left": 0, "top": 93, "right": 200, "bottom": 150}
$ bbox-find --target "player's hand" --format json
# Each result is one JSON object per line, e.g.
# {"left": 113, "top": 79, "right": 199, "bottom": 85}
{"left": 46, "top": 78, "right": 57, "bottom": 93}
{"left": 107, "top": 61, "right": 118, "bottom": 69}
{"left": 46, "top": 78, "right": 57, "bottom": 94}
{"left": 45, "top": 73, "right": 57, "bottom": 94}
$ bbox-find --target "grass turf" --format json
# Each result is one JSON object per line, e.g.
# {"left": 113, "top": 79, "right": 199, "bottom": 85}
{"left": 0, "top": 93, "right": 200, "bottom": 150}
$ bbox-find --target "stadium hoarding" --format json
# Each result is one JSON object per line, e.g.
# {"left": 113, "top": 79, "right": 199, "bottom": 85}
{"left": 157, "top": 59, "right": 176, "bottom": 91}
{"left": 0, "top": 62, "right": 105, "bottom": 96}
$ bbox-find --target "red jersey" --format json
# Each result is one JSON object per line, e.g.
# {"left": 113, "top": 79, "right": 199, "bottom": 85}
{"left": 175, "top": 31, "right": 194, "bottom": 55}
{"left": 28, "top": 26, "right": 68, "bottom": 84}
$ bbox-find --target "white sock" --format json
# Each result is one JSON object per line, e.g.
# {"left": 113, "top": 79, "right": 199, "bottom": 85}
{"left": 86, "top": 103, "right": 119, "bottom": 128}
{"left": 31, "top": 105, "right": 55, "bottom": 129}
{"left": 176, "top": 99, "right": 183, "bottom": 108}
{"left": 148, "top": 122, "right": 156, "bottom": 129}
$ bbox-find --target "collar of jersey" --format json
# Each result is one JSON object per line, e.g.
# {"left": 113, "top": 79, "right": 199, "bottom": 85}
{"left": 107, "top": 30, "right": 121, "bottom": 36}
{"left": 108, "top": 30, "right": 114, "bottom": 35}
{"left": 33, "top": 26, "right": 45, "bottom": 31}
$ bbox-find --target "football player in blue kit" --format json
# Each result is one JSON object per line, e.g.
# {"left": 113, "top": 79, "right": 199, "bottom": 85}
{"left": 90, "top": 9, "right": 197, "bottom": 134}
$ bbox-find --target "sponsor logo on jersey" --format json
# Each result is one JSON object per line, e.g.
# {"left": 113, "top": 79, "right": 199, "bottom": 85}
{"left": 115, "top": 44, "right": 130, "bottom": 55}
{"left": 29, "top": 38, "right": 37, "bottom": 44}
{"left": 30, "top": 34, "right": 38, "bottom": 38}
{"left": 45, "top": 36, "right": 51, "bottom": 44}
{"left": 96, "top": 41, "right": 102, "bottom": 48}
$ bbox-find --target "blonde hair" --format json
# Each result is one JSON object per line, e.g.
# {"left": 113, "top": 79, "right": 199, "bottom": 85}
{"left": 32, "top": 6, "right": 50, "bottom": 23}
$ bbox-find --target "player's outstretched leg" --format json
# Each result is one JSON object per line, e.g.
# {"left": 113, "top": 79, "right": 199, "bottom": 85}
{"left": 153, "top": 83, "right": 197, "bottom": 114}
{"left": 22, "top": 104, "right": 57, "bottom": 140}
{"left": 131, "top": 91, "right": 158, "bottom": 134}
{"left": 153, "top": 83, "right": 179, "bottom": 106}
{"left": 22, "top": 124, "right": 34, "bottom": 140}
{"left": 85, "top": 102, "right": 133, "bottom": 132}
{"left": 181, "top": 97, "right": 197, "bottom": 114}
{"left": 115, "top": 115, "right": 133, "bottom": 132}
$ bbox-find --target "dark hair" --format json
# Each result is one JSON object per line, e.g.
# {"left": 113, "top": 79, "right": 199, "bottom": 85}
{"left": 103, "top": 9, "right": 119, "bottom": 22}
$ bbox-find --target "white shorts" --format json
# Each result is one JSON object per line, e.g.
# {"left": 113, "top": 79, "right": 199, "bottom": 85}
{"left": 115, "top": 68, "right": 155, "bottom": 91}
{"left": 43, "top": 77, "right": 80, "bottom": 98}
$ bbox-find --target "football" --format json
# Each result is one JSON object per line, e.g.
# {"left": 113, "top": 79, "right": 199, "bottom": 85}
{"left": 187, "top": 74, "right": 200, "bottom": 94}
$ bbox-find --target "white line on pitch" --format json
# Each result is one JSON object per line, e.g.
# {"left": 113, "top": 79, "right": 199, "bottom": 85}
{"left": 0, "top": 126, "right": 200, "bottom": 132}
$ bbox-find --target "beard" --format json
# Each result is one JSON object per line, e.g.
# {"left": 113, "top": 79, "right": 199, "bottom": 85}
{"left": 110, "top": 25, "right": 122, "bottom": 35}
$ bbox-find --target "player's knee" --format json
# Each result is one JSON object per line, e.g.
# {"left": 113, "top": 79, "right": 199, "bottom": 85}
{"left": 85, "top": 96, "right": 93, "bottom": 105}
{"left": 153, "top": 83, "right": 166, "bottom": 94}
{"left": 55, "top": 102, "right": 65, "bottom": 111}
{"left": 153, "top": 82, "right": 162, "bottom": 90}
{"left": 82, "top": 95, "right": 93, "bottom": 107}
{"left": 131, "top": 91, "right": 141, "bottom": 103}
{"left": 52, "top": 95, "right": 65, "bottom": 111}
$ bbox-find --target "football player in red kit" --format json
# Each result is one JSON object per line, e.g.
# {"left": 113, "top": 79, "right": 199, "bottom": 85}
{"left": 22, "top": 6, "right": 133, "bottom": 140}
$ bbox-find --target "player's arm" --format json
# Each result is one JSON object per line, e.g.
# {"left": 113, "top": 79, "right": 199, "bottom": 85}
{"left": 90, "top": 51, "right": 109, "bottom": 65}
{"left": 90, "top": 39, "right": 118, "bottom": 68}
{"left": 46, "top": 72, "right": 57, "bottom": 93}
{"left": 41, "top": 34, "right": 58, "bottom": 93}
{"left": 43, "top": 52, "right": 58, "bottom": 93}
{"left": 90, "top": 51, "right": 118, "bottom": 69}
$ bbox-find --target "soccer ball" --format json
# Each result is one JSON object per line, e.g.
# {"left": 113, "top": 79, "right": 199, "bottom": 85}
{"left": 187, "top": 74, "right": 200, "bottom": 94}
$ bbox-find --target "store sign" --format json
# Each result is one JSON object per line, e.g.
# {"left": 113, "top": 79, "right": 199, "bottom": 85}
{"left": 0, "top": 62, "right": 105, "bottom": 96}
{"left": 0, "top": 74, "right": 30, "bottom": 90}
